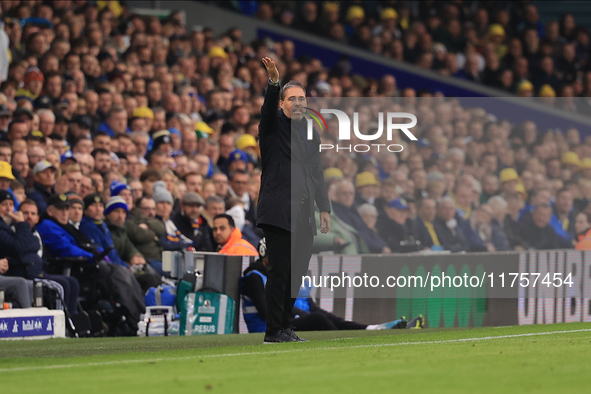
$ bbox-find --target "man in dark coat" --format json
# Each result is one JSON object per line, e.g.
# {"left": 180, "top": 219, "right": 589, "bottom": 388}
{"left": 332, "top": 180, "right": 389, "bottom": 253}
{"left": 376, "top": 198, "right": 419, "bottom": 253}
{"left": 520, "top": 204, "right": 561, "bottom": 250}
{"left": 171, "top": 192, "right": 213, "bottom": 252}
{"left": 433, "top": 197, "right": 470, "bottom": 252}
{"left": 256, "top": 57, "right": 331, "bottom": 344}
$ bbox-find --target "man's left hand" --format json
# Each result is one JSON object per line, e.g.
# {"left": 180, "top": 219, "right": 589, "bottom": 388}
{"left": 320, "top": 212, "right": 331, "bottom": 234}
{"left": 130, "top": 254, "right": 146, "bottom": 265}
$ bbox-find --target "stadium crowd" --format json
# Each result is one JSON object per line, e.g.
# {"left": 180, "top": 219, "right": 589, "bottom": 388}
{"left": 228, "top": 1, "right": 591, "bottom": 101}
{"left": 1, "top": 0, "right": 591, "bottom": 313}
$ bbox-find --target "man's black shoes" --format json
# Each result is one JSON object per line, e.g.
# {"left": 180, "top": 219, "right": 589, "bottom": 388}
{"left": 263, "top": 328, "right": 308, "bottom": 344}
{"left": 263, "top": 329, "right": 297, "bottom": 344}
{"left": 284, "top": 327, "right": 309, "bottom": 342}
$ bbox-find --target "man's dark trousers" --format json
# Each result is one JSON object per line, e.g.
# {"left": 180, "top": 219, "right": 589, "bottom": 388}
{"left": 264, "top": 199, "right": 314, "bottom": 335}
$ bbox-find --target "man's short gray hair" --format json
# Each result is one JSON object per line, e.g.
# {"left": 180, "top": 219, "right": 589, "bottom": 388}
{"left": 281, "top": 80, "right": 306, "bottom": 100}
{"left": 357, "top": 203, "right": 378, "bottom": 217}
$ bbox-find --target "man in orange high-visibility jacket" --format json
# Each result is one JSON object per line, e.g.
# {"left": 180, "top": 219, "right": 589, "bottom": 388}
{"left": 214, "top": 213, "right": 259, "bottom": 257}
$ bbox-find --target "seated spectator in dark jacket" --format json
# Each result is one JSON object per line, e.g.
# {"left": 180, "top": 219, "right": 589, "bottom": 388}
{"left": 172, "top": 192, "right": 214, "bottom": 252}
{"left": 105, "top": 196, "right": 161, "bottom": 291}
{"left": 26, "top": 160, "right": 58, "bottom": 214}
{"left": 470, "top": 203, "right": 510, "bottom": 251}
{"left": 413, "top": 197, "right": 442, "bottom": 250}
{"left": 78, "top": 193, "right": 128, "bottom": 267}
{"left": 520, "top": 204, "right": 560, "bottom": 250}
{"left": 433, "top": 197, "right": 470, "bottom": 252}
{"left": 331, "top": 181, "right": 390, "bottom": 253}
{"left": 14, "top": 199, "right": 80, "bottom": 314}
{"left": 376, "top": 198, "right": 420, "bottom": 252}
{"left": 125, "top": 181, "right": 167, "bottom": 269}
{"left": 503, "top": 193, "right": 529, "bottom": 249}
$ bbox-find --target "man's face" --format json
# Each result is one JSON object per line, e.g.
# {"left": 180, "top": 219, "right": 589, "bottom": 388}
{"left": 12, "top": 153, "right": 28, "bottom": 176}
{"left": 95, "top": 153, "right": 111, "bottom": 173}
{"left": 9, "top": 123, "right": 28, "bottom": 141}
{"left": 20, "top": 203, "right": 39, "bottom": 228}
{"left": 133, "top": 137, "right": 149, "bottom": 157}
{"left": 148, "top": 154, "right": 166, "bottom": 170}
{"left": 28, "top": 147, "right": 45, "bottom": 167}
{"left": 533, "top": 206, "right": 552, "bottom": 228}
{"left": 0, "top": 177, "right": 10, "bottom": 191}
{"left": 0, "top": 199, "right": 14, "bottom": 218}
{"left": 0, "top": 115, "right": 10, "bottom": 130}
{"left": 385, "top": 206, "right": 407, "bottom": 224}
{"left": 94, "top": 135, "right": 111, "bottom": 151}
{"left": 206, "top": 202, "right": 225, "bottom": 219}
{"left": 556, "top": 191, "right": 573, "bottom": 213}
{"left": 66, "top": 171, "right": 83, "bottom": 194}
{"left": 419, "top": 199, "right": 436, "bottom": 222}
{"left": 36, "top": 168, "right": 56, "bottom": 187}
{"left": 48, "top": 205, "right": 69, "bottom": 225}
{"left": 0, "top": 147, "right": 11, "bottom": 162}
{"left": 437, "top": 201, "right": 456, "bottom": 222}
{"left": 218, "top": 136, "right": 234, "bottom": 159}
{"left": 455, "top": 187, "right": 472, "bottom": 208}
{"left": 230, "top": 173, "right": 249, "bottom": 196}
{"left": 108, "top": 111, "right": 127, "bottom": 134}
{"left": 156, "top": 201, "right": 172, "bottom": 219}
{"left": 182, "top": 203, "right": 202, "bottom": 220}
{"left": 336, "top": 184, "right": 356, "bottom": 208}
{"left": 359, "top": 184, "right": 379, "bottom": 200}
{"left": 80, "top": 176, "right": 93, "bottom": 197}
{"left": 107, "top": 207, "right": 127, "bottom": 227}
{"left": 85, "top": 202, "right": 104, "bottom": 221}
{"left": 69, "top": 203, "right": 83, "bottom": 223}
{"left": 212, "top": 174, "right": 228, "bottom": 196}
{"left": 73, "top": 138, "right": 93, "bottom": 154}
{"left": 119, "top": 188, "right": 133, "bottom": 209}
{"left": 280, "top": 87, "right": 306, "bottom": 120}
{"left": 185, "top": 174, "right": 203, "bottom": 194}
{"left": 212, "top": 217, "right": 233, "bottom": 245}
{"left": 139, "top": 198, "right": 156, "bottom": 218}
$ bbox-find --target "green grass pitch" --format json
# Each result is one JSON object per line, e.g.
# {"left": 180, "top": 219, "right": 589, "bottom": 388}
{"left": 1, "top": 323, "right": 590, "bottom": 394}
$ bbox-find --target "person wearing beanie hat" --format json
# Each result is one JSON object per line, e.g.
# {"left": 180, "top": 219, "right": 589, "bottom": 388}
{"left": 79, "top": 193, "right": 129, "bottom": 268}
{"left": 152, "top": 180, "right": 174, "bottom": 222}
{"left": 104, "top": 196, "right": 129, "bottom": 216}
{"left": 104, "top": 196, "right": 162, "bottom": 289}
{"left": 109, "top": 180, "right": 133, "bottom": 209}
{"left": 151, "top": 129, "right": 172, "bottom": 154}
{"left": 227, "top": 149, "right": 249, "bottom": 173}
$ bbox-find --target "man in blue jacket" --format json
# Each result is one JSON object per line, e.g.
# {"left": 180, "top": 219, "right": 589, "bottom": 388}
{"left": 78, "top": 193, "right": 128, "bottom": 267}
{"left": 36, "top": 193, "right": 95, "bottom": 261}
{"left": 26, "top": 160, "right": 58, "bottom": 215}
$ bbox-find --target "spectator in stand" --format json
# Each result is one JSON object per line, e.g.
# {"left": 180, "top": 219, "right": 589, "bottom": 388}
{"left": 172, "top": 192, "right": 213, "bottom": 252}
{"left": 331, "top": 180, "right": 390, "bottom": 253}
{"left": 520, "top": 204, "right": 561, "bottom": 250}
{"left": 214, "top": 213, "right": 258, "bottom": 256}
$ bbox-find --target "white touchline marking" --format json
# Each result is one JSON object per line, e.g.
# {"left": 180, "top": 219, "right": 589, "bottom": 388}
{"left": 1, "top": 328, "right": 590, "bottom": 373}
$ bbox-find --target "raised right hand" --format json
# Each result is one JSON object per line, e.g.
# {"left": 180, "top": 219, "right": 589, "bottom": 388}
{"left": 262, "top": 57, "right": 279, "bottom": 83}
